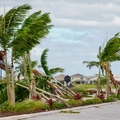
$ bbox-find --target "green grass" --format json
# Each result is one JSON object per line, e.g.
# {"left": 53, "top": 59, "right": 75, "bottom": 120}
{"left": 72, "top": 84, "right": 115, "bottom": 90}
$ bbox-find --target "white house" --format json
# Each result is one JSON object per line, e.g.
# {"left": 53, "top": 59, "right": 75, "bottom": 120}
{"left": 71, "top": 73, "right": 88, "bottom": 84}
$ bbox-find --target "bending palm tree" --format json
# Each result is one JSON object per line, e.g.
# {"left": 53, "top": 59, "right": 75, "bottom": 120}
{"left": 83, "top": 46, "right": 104, "bottom": 96}
{"left": 0, "top": 4, "right": 32, "bottom": 104}
{"left": 101, "top": 33, "right": 120, "bottom": 92}
{"left": 10, "top": 10, "right": 53, "bottom": 98}
{"left": 33, "top": 48, "right": 64, "bottom": 96}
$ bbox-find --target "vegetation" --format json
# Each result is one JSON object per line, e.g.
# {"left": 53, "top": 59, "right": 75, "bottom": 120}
{"left": 0, "top": 3, "right": 120, "bottom": 117}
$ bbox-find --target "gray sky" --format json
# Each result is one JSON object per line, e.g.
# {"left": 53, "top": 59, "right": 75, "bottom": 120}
{"left": 1, "top": 0, "right": 120, "bottom": 76}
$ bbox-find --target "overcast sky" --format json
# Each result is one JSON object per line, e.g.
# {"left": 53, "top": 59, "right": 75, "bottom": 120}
{"left": 1, "top": 0, "right": 120, "bottom": 76}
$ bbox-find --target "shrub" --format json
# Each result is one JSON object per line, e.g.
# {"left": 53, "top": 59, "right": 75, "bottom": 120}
{"left": 0, "top": 101, "right": 14, "bottom": 113}
{"left": 14, "top": 100, "right": 50, "bottom": 113}
{"left": 67, "top": 99, "right": 83, "bottom": 107}
{"left": 52, "top": 102, "right": 66, "bottom": 109}
{"left": 103, "top": 96, "right": 116, "bottom": 103}
{"left": 117, "top": 94, "right": 120, "bottom": 100}
{"left": 83, "top": 98, "right": 102, "bottom": 105}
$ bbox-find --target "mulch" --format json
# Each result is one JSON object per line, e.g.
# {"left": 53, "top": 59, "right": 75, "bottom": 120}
{"left": 0, "top": 110, "right": 43, "bottom": 118}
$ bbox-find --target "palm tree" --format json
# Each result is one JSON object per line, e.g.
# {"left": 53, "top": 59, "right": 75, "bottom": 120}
{"left": 34, "top": 48, "right": 64, "bottom": 95}
{"left": 0, "top": 4, "right": 32, "bottom": 104}
{"left": 83, "top": 46, "right": 104, "bottom": 96}
{"left": 14, "top": 57, "right": 38, "bottom": 80}
{"left": 101, "top": 33, "right": 120, "bottom": 93}
{"left": 10, "top": 10, "right": 53, "bottom": 98}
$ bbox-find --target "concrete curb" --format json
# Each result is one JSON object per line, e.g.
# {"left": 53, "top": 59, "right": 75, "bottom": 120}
{"left": 0, "top": 101, "right": 120, "bottom": 120}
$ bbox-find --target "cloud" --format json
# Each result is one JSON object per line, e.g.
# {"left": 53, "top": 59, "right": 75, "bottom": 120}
{"left": 0, "top": 0, "right": 120, "bottom": 76}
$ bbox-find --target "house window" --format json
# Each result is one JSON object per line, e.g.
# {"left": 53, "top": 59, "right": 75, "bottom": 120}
{"left": 81, "top": 77, "right": 83, "bottom": 80}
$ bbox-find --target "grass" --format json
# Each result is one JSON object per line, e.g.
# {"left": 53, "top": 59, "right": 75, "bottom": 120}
{"left": 73, "top": 84, "right": 115, "bottom": 89}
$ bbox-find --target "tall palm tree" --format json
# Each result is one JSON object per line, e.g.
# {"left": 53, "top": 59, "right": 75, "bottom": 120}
{"left": 10, "top": 10, "right": 53, "bottom": 98}
{"left": 0, "top": 4, "right": 32, "bottom": 104}
{"left": 38, "top": 48, "right": 64, "bottom": 94}
{"left": 83, "top": 46, "right": 104, "bottom": 96}
{"left": 101, "top": 33, "right": 120, "bottom": 92}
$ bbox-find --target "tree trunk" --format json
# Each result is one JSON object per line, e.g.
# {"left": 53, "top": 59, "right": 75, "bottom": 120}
{"left": 4, "top": 51, "right": 13, "bottom": 103}
{"left": 32, "top": 69, "right": 76, "bottom": 97}
{"left": 15, "top": 82, "right": 49, "bottom": 101}
{"left": 97, "top": 67, "right": 101, "bottom": 96}
{"left": 10, "top": 61, "right": 15, "bottom": 105}
{"left": 103, "top": 64, "right": 118, "bottom": 89}
{"left": 27, "top": 52, "right": 36, "bottom": 98}
{"left": 22, "top": 55, "right": 32, "bottom": 99}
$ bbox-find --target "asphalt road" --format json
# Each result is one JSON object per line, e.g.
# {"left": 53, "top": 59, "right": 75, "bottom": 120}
{"left": 23, "top": 101, "right": 120, "bottom": 120}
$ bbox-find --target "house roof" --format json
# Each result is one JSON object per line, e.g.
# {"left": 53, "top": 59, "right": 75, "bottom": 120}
{"left": 54, "top": 74, "right": 66, "bottom": 81}
{"left": 71, "top": 73, "right": 84, "bottom": 77}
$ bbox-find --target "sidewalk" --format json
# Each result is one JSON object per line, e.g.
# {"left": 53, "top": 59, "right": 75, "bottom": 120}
{"left": 0, "top": 101, "right": 120, "bottom": 120}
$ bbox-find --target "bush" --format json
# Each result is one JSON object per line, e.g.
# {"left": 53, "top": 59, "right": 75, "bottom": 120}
{"left": 67, "top": 99, "right": 83, "bottom": 107}
{"left": 103, "top": 96, "right": 116, "bottom": 103}
{"left": 83, "top": 98, "right": 102, "bottom": 105}
{"left": 117, "top": 94, "right": 120, "bottom": 100}
{"left": 0, "top": 101, "right": 14, "bottom": 113}
{"left": 14, "top": 100, "right": 50, "bottom": 113}
{"left": 52, "top": 102, "right": 66, "bottom": 109}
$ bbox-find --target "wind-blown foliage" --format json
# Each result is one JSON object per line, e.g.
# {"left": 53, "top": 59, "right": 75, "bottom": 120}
{"left": 0, "top": 4, "right": 32, "bottom": 49}
{"left": 101, "top": 33, "right": 120, "bottom": 62}
{"left": 10, "top": 11, "right": 53, "bottom": 59}
{"left": 40, "top": 48, "right": 64, "bottom": 77}
{"left": 14, "top": 57, "right": 38, "bottom": 80}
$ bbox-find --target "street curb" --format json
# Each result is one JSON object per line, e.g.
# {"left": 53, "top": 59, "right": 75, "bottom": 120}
{"left": 0, "top": 101, "right": 120, "bottom": 120}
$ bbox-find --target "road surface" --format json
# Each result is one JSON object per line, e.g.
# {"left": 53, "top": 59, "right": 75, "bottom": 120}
{"left": 24, "top": 101, "right": 120, "bottom": 120}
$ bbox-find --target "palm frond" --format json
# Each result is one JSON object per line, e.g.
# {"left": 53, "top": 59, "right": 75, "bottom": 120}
{"left": 10, "top": 11, "right": 53, "bottom": 59}
{"left": 49, "top": 68, "right": 64, "bottom": 76}
{"left": 40, "top": 48, "right": 49, "bottom": 75}
{"left": 5, "top": 4, "right": 32, "bottom": 36}
{"left": 83, "top": 61, "right": 99, "bottom": 69}
{"left": 101, "top": 36, "right": 120, "bottom": 62}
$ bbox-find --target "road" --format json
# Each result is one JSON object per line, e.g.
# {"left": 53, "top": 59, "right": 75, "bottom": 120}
{"left": 23, "top": 101, "right": 120, "bottom": 120}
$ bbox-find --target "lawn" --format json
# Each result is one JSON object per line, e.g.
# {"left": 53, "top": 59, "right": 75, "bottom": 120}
{"left": 73, "top": 84, "right": 115, "bottom": 90}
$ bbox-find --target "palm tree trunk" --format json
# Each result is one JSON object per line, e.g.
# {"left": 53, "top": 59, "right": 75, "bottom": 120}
{"left": 10, "top": 61, "right": 15, "bottom": 105}
{"left": 36, "top": 87, "right": 70, "bottom": 107}
{"left": 103, "top": 64, "right": 118, "bottom": 90}
{"left": 4, "top": 51, "right": 12, "bottom": 103}
{"left": 15, "top": 82, "right": 49, "bottom": 101}
{"left": 32, "top": 69, "right": 76, "bottom": 97}
{"left": 22, "top": 55, "right": 32, "bottom": 99}
{"left": 97, "top": 67, "right": 101, "bottom": 96}
{"left": 27, "top": 52, "right": 36, "bottom": 98}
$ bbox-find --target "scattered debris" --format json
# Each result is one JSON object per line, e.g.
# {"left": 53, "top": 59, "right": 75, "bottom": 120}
{"left": 60, "top": 110, "right": 80, "bottom": 114}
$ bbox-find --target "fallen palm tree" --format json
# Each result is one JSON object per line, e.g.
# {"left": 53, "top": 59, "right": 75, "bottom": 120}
{"left": 33, "top": 69, "right": 76, "bottom": 98}
{"left": 15, "top": 82, "right": 70, "bottom": 107}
